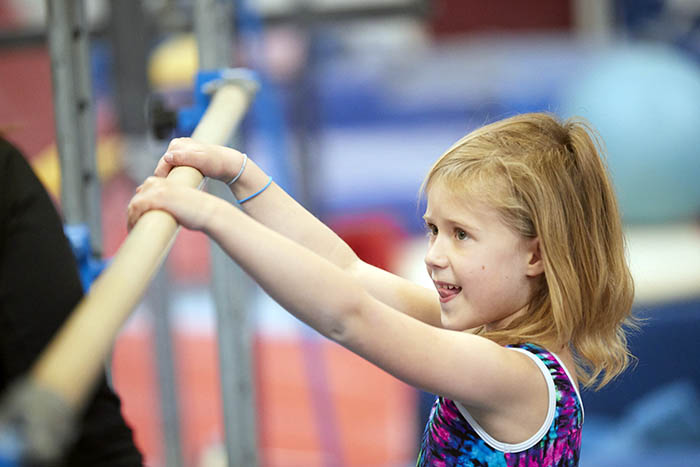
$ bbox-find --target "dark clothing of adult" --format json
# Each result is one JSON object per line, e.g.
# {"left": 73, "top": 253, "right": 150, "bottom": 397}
{"left": 0, "top": 136, "right": 143, "bottom": 466}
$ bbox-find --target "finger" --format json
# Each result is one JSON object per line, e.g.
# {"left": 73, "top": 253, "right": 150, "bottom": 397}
{"left": 126, "top": 197, "right": 142, "bottom": 232}
{"left": 163, "top": 149, "right": 191, "bottom": 169}
{"left": 159, "top": 138, "right": 192, "bottom": 174}
{"left": 166, "top": 137, "right": 187, "bottom": 152}
{"left": 154, "top": 154, "right": 174, "bottom": 177}
{"left": 127, "top": 178, "right": 167, "bottom": 229}
{"left": 127, "top": 193, "right": 160, "bottom": 231}
{"left": 161, "top": 148, "right": 212, "bottom": 180}
{"left": 143, "top": 175, "right": 164, "bottom": 189}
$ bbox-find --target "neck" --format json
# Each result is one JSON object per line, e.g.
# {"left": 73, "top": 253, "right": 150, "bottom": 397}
{"left": 483, "top": 304, "right": 529, "bottom": 333}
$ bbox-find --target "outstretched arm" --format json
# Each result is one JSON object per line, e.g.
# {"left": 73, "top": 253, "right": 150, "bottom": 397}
{"left": 155, "top": 138, "right": 442, "bottom": 327}
{"left": 127, "top": 178, "right": 548, "bottom": 422}
{"left": 127, "top": 177, "right": 372, "bottom": 340}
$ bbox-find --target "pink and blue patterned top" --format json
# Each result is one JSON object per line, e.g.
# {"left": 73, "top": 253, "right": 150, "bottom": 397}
{"left": 417, "top": 343, "right": 583, "bottom": 466}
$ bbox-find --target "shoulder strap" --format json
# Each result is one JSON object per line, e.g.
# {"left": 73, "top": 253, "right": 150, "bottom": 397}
{"left": 510, "top": 343, "right": 585, "bottom": 421}
{"left": 453, "top": 345, "right": 557, "bottom": 453}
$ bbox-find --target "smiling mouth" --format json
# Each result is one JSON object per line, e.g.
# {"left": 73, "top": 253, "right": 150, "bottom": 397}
{"left": 435, "top": 282, "right": 462, "bottom": 303}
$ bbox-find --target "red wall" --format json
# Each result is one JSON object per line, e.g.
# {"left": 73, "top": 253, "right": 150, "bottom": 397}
{"left": 429, "top": 0, "right": 573, "bottom": 37}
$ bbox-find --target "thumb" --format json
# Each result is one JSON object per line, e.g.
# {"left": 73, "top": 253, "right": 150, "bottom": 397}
{"left": 154, "top": 152, "right": 176, "bottom": 177}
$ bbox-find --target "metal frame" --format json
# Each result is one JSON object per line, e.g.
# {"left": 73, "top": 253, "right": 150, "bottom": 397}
{"left": 46, "top": 0, "right": 102, "bottom": 254}
{"left": 194, "top": 1, "right": 259, "bottom": 465}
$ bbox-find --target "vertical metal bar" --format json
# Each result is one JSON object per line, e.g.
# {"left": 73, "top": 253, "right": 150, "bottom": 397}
{"left": 46, "top": 0, "right": 83, "bottom": 225}
{"left": 194, "top": 1, "right": 259, "bottom": 465}
{"left": 46, "top": 0, "right": 101, "bottom": 253}
{"left": 209, "top": 221, "right": 258, "bottom": 466}
{"left": 104, "top": 1, "right": 184, "bottom": 464}
{"left": 150, "top": 269, "right": 184, "bottom": 467}
{"left": 193, "top": 0, "right": 233, "bottom": 71}
{"left": 107, "top": 0, "right": 151, "bottom": 135}
{"left": 572, "top": 0, "right": 614, "bottom": 41}
{"left": 70, "top": 0, "right": 101, "bottom": 255}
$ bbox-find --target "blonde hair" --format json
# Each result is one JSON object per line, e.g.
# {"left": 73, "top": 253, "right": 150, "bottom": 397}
{"left": 421, "top": 112, "right": 637, "bottom": 389}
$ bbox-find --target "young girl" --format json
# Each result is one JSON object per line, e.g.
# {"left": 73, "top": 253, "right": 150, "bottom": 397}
{"left": 127, "top": 112, "right": 636, "bottom": 466}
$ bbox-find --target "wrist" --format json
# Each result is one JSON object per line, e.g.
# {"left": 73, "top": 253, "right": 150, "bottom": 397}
{"left": 206, "top": 198, "right": 239, "bottom": 240}
{"left": 227, "top": 155, "right": 272, "bottom": 201}
{"left": 238, "top": 176, "right": 272, "bottom": 204}
{"left": 201, "top": 195, "right": 227, "bottom": 233}
{"left": 226, "top": 152, "right": 247, "bottom": 186}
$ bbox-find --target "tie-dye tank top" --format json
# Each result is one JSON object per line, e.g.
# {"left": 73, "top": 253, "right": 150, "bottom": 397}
{"left": 417, "top": 343, "right": 583, "bottom": 466}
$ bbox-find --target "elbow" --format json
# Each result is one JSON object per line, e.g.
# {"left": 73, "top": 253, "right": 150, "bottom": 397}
{"left": 326, "top": 286, "right": 368, "bottom": 345}
{"left": 326, "top": 320, "right": 348, "bottom": 344}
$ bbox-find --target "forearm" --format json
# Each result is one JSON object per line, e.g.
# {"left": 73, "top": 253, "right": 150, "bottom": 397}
{"left": 229, "top": 159, "right": 442, "bottom": 326}
{"left": 229, "top": 157, "right": 359, "bottom": 270}
{"left": 205, "top": 198, "right": 363, "bottom": 340}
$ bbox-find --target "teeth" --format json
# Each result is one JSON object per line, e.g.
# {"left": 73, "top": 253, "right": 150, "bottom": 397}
{"left": 432, "top": 280, "right": 460, "bottom": 291}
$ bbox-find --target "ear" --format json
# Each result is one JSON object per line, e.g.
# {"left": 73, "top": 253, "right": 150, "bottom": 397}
{"left": 525, "top": 237, "right": 544, "bottom": 277}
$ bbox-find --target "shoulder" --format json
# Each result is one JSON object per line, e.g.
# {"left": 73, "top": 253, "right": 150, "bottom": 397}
{"left": 508, "top": 342, "right": 585, "bottom": 420}
{"left": 510, "top": 344, "right": 581, "bottom": 390}
{"left": 453, "top": 342, "right": 583, "bottom": 449}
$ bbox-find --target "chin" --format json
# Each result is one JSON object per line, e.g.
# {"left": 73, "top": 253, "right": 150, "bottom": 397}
{"left": 441, "top": 306, "right": 486, "bottom": 331}
{"left": 440, "top": 313, "right": 473, "bottom": 332}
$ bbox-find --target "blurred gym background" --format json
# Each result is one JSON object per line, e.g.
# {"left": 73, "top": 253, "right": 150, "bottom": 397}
{"left": 1, "top": 0, "right": 699, "bottom": 466}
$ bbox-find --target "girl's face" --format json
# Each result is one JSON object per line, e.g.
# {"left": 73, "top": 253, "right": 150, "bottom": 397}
{"left": 423, "top": 182, "right": 542, "bottom": 331}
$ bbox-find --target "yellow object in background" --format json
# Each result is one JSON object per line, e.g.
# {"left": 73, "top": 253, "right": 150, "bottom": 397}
{"left": 31, "top": 135, "right": 124, "bottom": 199}
{"left": 148, "top": 34, "right": 198, "bottom": 90}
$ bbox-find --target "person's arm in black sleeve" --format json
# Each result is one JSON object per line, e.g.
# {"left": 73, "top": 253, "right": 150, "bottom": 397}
{"left": 0, "top": 136, "right": 143, "bottom": 466}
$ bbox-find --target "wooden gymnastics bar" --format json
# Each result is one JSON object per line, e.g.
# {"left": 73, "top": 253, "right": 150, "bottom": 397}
{"left": 29, "top": 82, "right": 255, "bottom": 412}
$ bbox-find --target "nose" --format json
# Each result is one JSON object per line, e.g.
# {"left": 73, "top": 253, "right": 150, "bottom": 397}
{"left": 424, "top": 236, "right": 449, "bottom": 270}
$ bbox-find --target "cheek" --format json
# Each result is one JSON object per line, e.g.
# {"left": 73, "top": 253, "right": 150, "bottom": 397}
{"left": 454, "top": 254, "right": 486, "bottom": 279}
{"left": 468, "top": 260, "right": 513, "bottom": 292}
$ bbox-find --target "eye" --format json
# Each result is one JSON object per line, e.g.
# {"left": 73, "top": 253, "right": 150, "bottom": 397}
{"left": 425, "top": 222, "right": 438, "bottom": 237}
{"left": 456, "top": 229, "right": 468, "bottom": 240}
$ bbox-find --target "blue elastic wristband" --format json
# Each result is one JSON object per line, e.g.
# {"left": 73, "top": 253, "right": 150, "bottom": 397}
{"left": 238, "top": 176, "right": 273, "bottom": 204}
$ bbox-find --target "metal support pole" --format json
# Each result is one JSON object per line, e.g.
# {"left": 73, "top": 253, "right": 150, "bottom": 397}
{"left": 46, "top": 0, "right": 102, "bottom": 254}
{"left": 194, "top": 0, "right": 234, "bottom": 72}
{"left": 209, "top": 224, "right": 258, "bottom": 466}
{"left": 108, "top": 0, "right": 151, "bottom": 135}
{"left": 104, "top": 2, "right": 185, "bottom": 465}
{"left": 150, "top": 269, "right": 184, "bottom": 467}
{"left": 573, "top": 0, "right": 614, "bottom": 42}
{"left": 194, "top": 1, "right": 259, "bottom": 465}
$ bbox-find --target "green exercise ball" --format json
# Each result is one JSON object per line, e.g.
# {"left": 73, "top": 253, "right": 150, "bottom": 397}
{"left": 561, "top": 43, "right": 700, "bottom": 224}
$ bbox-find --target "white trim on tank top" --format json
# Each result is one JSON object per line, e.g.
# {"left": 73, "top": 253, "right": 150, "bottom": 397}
{"left": 454, "top": 347, "right": 557, "bottom": 453}
{"left": 549, "top": 351, "right": 585, "bottom": 421}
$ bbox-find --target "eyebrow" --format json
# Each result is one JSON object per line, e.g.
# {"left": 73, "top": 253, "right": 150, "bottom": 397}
{"left": 422, "top": 213, "right": 481, "bottom": 232}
